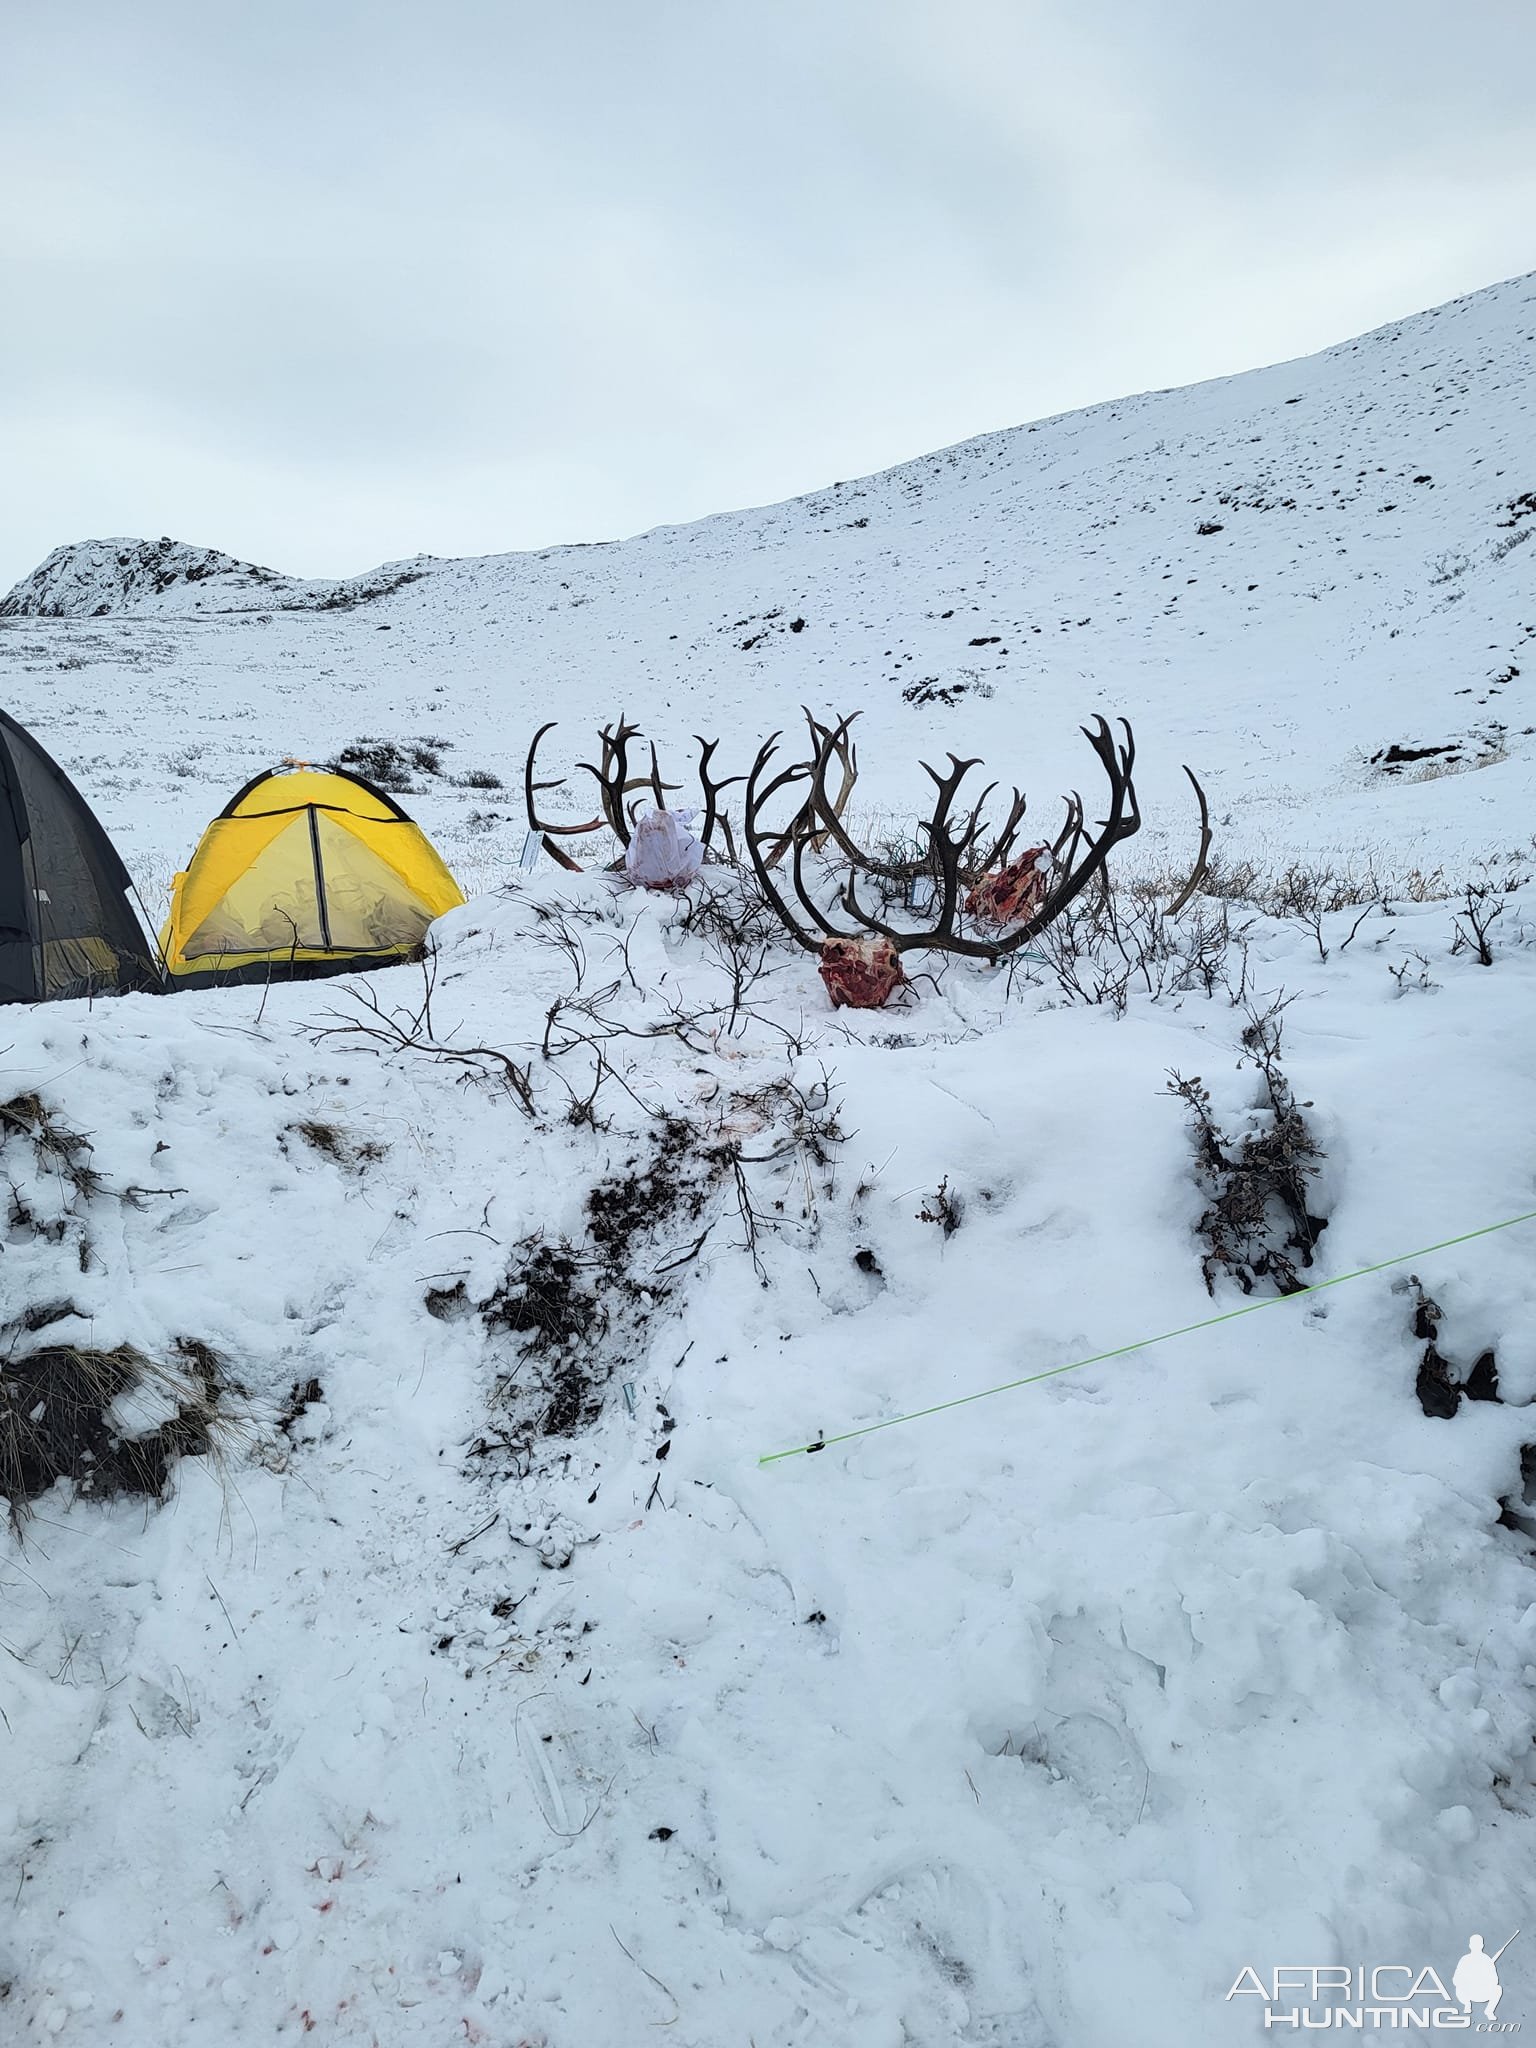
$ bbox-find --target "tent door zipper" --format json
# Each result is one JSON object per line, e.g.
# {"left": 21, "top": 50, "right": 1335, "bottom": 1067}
{"left": 307, "top": 807, "right": 334, "bottom": 950}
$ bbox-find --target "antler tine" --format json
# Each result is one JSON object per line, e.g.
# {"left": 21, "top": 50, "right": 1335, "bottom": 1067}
{"left": 949, "top": 784, "right": 996, "bottom": 868}
{"left": 1167, "top": 765, "right": 1213, "bottom": 915}
{"left": 803, "top": 705, "right": 848, "bottom": 761}
{"left": 574, "top": 730, "right": 619, "bottom": 829}
{"left": 803, "top": 713, "right": 944, "bottom": 885}
{"left": 850, "top": 806, "right": 973, "bottom": 954}
{"left": 920, "top": 751, "right": 983, "bottom": 793}
{"left": 918, "top": 754, "right": 992, "bottom": 869}
{"left": 755, "top": 709, "right": 856, "bottom": 868}
{"left": 743, "top": 733, "right": 822, "bottom": 953}
{"left": 972, "top": 787, "right": 1028, "bottom": 878}
{"left": 986, "top": 716, "right": 1143, "bottom": 955}
{"left": 1053, "top": 791, "right": 1085, "bottom": 863}
{"left": 823, "top": 751, "right": 985, "bottom": 954}
{"left": 593, "top": 716, "right": 641, "bottom": 789}
{"left": 1085, "top": 716, "right": 1140, "bottom": 852}
{"left": 1080, "top": 715, "right": 1139, "bottom": 832}
{"left": 801, "top": 713, "right": 868, "bottom": 863}
{"left": 923, "top": 811, "right": 970, "bottom": 949}
{"left": 524, "top": 720, "right": 605, "bottom": 870}
{"left": 575, "top": 716, "right": 645, "bottom": 846}
{"left": 693, "top": 735, "right": 746, "bottom": 858}
{"left": 607, "top": 721, "right": 642, "bottom": 836}
{"left": 803, "top": 706, "right": 859, "bottom": 855}
{"left": 800, "top": 709, "right": 862, "bottom": 859}
{"left": 836, "top": 863, "right": 907, "bottom": 945}
{"left": 794, "top": 826, "right": 856, "bottom": 939}
{"left": 623, "top": 743, "right": 682, "bottom": 829}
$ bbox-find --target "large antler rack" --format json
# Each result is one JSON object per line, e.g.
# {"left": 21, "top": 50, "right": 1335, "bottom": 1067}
{"left": 746, "top": 713, "right": 1206, "bottom": 963}
{"left": 524, "top": 718, "right": 744, "bottom": 871}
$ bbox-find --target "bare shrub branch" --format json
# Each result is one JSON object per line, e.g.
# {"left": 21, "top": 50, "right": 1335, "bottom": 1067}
{"left": 1167, "top": 997, "right": 1328, "bottom": 1296}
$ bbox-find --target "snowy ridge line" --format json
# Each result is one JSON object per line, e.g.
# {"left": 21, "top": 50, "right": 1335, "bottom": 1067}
{"left": 760, "top": 1206, "right": 1536, "bottom": 1463}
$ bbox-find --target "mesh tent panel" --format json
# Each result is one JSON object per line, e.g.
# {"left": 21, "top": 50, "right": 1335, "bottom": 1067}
{"left": 312, "top": 813, "right": 439, "bottom": 952}
{"left": 0, "top": 717, "right": 156, "bottom": 999}
{"left": 179, "top": 816, "right": 326, "bottom": 958}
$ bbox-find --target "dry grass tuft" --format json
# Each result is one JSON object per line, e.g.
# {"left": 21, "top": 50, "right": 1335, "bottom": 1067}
{"left": 1, "top": 1339, "right": 238, "bottom": 1522}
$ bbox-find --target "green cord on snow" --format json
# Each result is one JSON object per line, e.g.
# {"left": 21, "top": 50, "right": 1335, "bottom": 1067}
{"left": 757, "top": 1208, "right": 1536, "bottom": 1466}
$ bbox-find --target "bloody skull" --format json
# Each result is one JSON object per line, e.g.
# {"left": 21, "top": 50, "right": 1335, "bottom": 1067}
{"left": 817, "top": 935, "right": 905, "bottom": 1009}
{"left": 965, "top": 845, "right": 1051, "bottom": 926}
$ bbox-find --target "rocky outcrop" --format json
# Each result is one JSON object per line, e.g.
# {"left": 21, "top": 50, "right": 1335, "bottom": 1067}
{"left": 0, "top": 536, "right": 287, "bottom": 617}
{"left": 0, "top": 536, "right": 432, "bottom": 617}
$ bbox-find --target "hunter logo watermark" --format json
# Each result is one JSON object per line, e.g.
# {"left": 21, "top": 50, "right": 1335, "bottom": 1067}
{"left": 1228, "top": 1931, "right": 1520, "bottom": 2031}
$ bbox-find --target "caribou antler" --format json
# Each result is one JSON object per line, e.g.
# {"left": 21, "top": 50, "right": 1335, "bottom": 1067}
{"left": 525, "top": 719, "right": 606, "bottom": 871}
{"left": 524, "top": 718, "right": 742, "bottom": 871}
{"left": 573, "top": 718, "right": 655, "bottom": 847}
{"left": 1166, "top": 764, "right": 1212, "bottom": 914}
{"left": 695, "top": 736, "right": 746, "bottom": 864}
{"left": 745, "top": 714, "right": 1183, "bottom": 969}
{"left": 743, "top": 732, "right": 820, "bottom": 952}
{"left": 784, "top": 709, "right": 1030, "bottom": 892}
{"left": 753, "top": 708, "right": 858, "bottom": 869}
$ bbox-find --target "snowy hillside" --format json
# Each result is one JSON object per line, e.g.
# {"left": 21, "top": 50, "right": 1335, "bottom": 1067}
{"left": 2, "top": 269, "right": 1535, "bottom": 906}
{"left": 2, "top": 275, "right": 1535, "bottom": 2047}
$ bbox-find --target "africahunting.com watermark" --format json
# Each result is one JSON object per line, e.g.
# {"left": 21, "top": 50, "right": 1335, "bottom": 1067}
{"left": 1229, "top": 1932, "right": 1520, "bottom": 2030}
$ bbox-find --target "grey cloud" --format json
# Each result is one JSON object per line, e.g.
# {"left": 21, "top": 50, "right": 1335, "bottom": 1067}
{"left": 3, "top": 0, "right": 1533, "bottom": 587}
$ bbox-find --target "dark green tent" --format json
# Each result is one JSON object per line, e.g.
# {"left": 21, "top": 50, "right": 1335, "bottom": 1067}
{"left": 0, "top": 708, "right": 160, "bottom": 1003}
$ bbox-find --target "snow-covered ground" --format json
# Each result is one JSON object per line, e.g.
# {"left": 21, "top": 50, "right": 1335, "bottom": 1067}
{"left": 2, "top": 273, "right": 1534, "bottom": 2046}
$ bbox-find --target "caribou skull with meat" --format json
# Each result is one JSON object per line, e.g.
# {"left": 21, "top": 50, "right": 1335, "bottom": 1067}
{"left": 743, "top": 711, "right": 1211, "bottom": 1006}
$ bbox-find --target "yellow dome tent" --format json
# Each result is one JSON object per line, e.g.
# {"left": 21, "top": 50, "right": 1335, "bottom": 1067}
{"left": 160, "top": 764, "right": 465, "bottom": 988}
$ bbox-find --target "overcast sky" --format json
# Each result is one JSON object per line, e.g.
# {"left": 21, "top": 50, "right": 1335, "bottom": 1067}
{"left": 3, "top": 0, "right": 1533, "bottom": 592}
